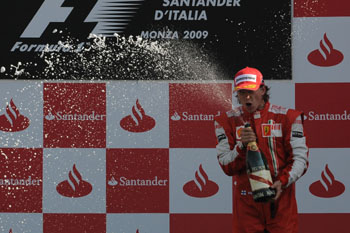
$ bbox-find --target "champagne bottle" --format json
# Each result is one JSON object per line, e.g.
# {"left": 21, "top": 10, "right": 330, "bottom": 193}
{"left": 245, "top": 123, "right": 276, "bottom": 202}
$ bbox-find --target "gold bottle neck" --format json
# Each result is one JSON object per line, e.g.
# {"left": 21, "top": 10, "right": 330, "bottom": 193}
{"left": 247, "top": 141, "right": 258, "bottom": 151}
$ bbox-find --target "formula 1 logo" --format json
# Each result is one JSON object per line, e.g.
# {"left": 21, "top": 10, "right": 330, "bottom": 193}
{"left": 21, "top": 0, "right": 144, "bottom": 38}
{"left": 21, "top": 0, "right": 72, "bottom": 38}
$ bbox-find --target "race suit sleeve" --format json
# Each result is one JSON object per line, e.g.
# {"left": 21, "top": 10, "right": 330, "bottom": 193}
{"left": 214, "top": 115, "right": 246, "bottom": 176}
{"left": 279, "top": 114, "right": 309, "bottom": 187}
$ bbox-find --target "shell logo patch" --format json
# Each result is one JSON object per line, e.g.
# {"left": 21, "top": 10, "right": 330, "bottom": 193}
{"left": 236, "top": 126, "right": 244, "bottom": 139}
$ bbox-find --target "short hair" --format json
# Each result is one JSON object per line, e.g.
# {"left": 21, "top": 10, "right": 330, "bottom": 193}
{"left": 235, "top": 84, "right": 270, "bottom": 103}
{"left": 262, "top": 85, "right": 270, "bottom": 102}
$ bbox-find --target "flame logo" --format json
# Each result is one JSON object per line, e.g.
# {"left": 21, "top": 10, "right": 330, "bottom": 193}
{"left": 9, "top": 229, "right": 12, "bottom": 233}
{"left": 0, "top": 149, "right": 8, "bottom": 159}
{"left": 183, "top": 164, "right": 219, "bottom": 198}
{"left": 309, "top": 164, "right": 345, "bottom": 198}
{"left": 108, "top": 176, "right": 118, "bottom": 186}
{"left": 171, "top": 112, "right": 181, "bottom": 121}
{"left": 45, "top": 111, "right": 55, "bottom": 121}
{"left": 307, "top": 33, "right": 344, "bottom": 67}
{"left": 56, "top": 164, "right": 93, "bottom": 198}
{"left": 0, "top": 99, "right": 30, "bottom": 132}
{"left": 136, "top": 229, "right": 139, "bottom": 233}
{"left": 120, "top": 99, "right": 155, "bottom": 132}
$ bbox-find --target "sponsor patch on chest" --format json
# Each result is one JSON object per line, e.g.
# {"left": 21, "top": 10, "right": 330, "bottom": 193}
{"left": 261, "top": 123, "right": 282, "bottom": 137}
{"left": 236, "top": 126, "right": 244, "bottom": 139}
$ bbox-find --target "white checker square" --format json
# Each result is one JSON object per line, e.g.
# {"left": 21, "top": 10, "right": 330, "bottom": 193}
{"left": 43, "top": 148, "right": 106, "bottom": 213}
{"left": 107, "top": 81, "right": 169, "bottom": 148}
{"left": 170, "top": 148, "right": 232, "bottom": 213}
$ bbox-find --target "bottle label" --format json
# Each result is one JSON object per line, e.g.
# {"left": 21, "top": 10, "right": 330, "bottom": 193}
{"left": 248, "top": 169, "right": 273, "bottom": 191}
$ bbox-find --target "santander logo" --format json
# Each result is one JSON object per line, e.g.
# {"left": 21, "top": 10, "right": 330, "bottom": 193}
{"left": 183, "top": 164, "right": 219, "bottom": 198}
{"left": 307, "top": 33, "right": 344, "bottom": 67}
{"left": 120, "top": 99, "right": 155, "bottom": 132}
{"left": 56, "top": 164, "right": 93, "bottom": 198}
{"left": 107, "top": 175, "right": 167, "bottom": 187}
{"left": 108, "top": 176, "right": 118, "bottom": 186}
{"left": 44, "top": 111, "right": 105, "bottom": 121}
{"left": 171, "top": 111, "right": 220, "bottom": 121}
{"left": 171, "top": 112, "right": 181, "bottom": 121}
{"left": 309, "top": 164, "right": 345, "bottom": 198}
{"left": 0, "top": 99, "right": 30, "bottom": 132}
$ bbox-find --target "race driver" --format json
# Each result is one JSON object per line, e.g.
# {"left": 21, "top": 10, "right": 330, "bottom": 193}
{"left": 214, "top": 67, "right": 309, "bottom": 233}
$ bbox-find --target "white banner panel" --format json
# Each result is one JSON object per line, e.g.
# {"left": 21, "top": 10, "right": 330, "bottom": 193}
{"left": 43, "top": 148, "right": 106, "bottom": 213}
{"left": 296, "top": 148, "right": 350, "bottom": 213}
{"left": 107, "top": 214, "right": 169, "bottom": 233}
{"left": 170, "top": 148, "right": 232, "bottom": 213}
{"left": 292, "top": 17, "right": 350, "bottom": 82}
{"left": 0, "top": 213, "right": 43, "bottom": 233}
{"left": 265, "top": 80, "right": 295, "bottom": 109}
{"left": 107, "top": 81, "right": 169, "bottom": 148}
{"left": 0, "top": 81, "right": 43, "bottom": 148}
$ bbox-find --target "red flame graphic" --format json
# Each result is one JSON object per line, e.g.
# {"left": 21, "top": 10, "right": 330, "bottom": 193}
{"left": 183, "top": 164, "right": 219, "bottom": 198}
{"left": 309, "top": 164, "right": 345, "bottom": 198}
{"left": 56, "top": 164, "right": 93, "bottom": 198}
{"left": 136, "top": 229, "right": 139, "bottom": 233}
{"left": 0, "top": 99, "right": 30, "bottom": 132}
{"left": 120, "top": 99, "right": 155, "bottom": 132}
{"left": 307, "top": 33, "right": 344, "bottom": 67}
{"left": 9, "top": 229, "right": 12, "bottom": 233}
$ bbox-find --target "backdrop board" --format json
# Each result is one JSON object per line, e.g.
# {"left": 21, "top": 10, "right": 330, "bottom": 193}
{"left": 1, "top": 0, "right": 350, "bottom": 233}
{"left": 0, "top": 0, "right": 291, "bottom": 80}
{"left": 293, "top": 0, "right": 350, "bottom": 232}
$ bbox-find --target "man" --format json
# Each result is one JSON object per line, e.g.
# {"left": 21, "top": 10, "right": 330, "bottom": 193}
{"left": 214, "top": 67, "right": 309, "bottom": 233}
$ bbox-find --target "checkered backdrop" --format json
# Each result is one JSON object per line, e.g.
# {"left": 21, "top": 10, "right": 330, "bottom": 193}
{"left": 1, "top": 0, "right": 350, "bottom": 232}
{"left": 1, "top": 79, "right": 350, "bottom": 233}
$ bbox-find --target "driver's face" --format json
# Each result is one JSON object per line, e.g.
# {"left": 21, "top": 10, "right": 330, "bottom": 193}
{"left": 237, "top": 86, "right": 266, "bottom": 113}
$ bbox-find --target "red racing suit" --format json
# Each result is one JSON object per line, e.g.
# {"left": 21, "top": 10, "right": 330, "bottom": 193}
{"left": 214, "top": 102, "right": 309, "bottom": 233}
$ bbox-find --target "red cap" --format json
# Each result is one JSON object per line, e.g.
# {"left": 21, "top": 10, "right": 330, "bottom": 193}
{"left": 234, "top": 67, "right": 264, "bottom": 91}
